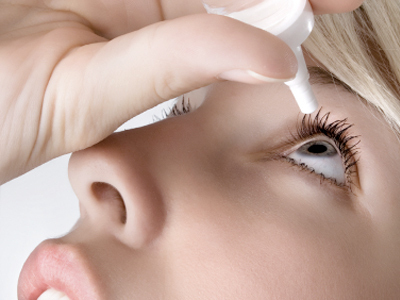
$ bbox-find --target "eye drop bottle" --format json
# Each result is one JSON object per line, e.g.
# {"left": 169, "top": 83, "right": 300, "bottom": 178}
{"left": 203, "top": 0, "right": 318, "bottom": 114}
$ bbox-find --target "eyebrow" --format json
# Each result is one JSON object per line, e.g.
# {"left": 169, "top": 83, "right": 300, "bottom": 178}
{"left": 308, "top": 66, "right": 356, "bottom": 94}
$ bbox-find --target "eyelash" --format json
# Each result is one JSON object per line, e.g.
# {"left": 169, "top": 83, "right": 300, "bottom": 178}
{"left": 170, "top": 96, "right": 192, "bottom": 116}
{"left": 286, "top": 109, "right": 360, "bottom": 190}
{"left": 153, "top": 96, "right": 192, "bottom": 122}
{"left": 156, "top": 98, "right": 360, "bottom": 190}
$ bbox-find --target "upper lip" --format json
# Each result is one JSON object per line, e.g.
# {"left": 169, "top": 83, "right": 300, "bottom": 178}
{"left": 18, "top": 239, "right": 103, "bottom": 300}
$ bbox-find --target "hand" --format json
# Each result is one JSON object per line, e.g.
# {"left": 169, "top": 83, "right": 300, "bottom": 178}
{"left": 0, "top": 0, "right": 364, "bottom": 184}
{"left": 202, "top": 0, "right": 364, "bottom": 14}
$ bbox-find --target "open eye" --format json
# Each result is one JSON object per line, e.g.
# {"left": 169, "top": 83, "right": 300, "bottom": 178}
{"left": 287, "top": 140, "right": 345, "bottom": 185}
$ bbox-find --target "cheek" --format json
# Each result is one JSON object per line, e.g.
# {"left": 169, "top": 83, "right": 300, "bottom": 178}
{"left": 162, "top": 214, "right": 375, "bottom": 299}
{"left": 158, "top": 160, "right": 378, "bottom": 299}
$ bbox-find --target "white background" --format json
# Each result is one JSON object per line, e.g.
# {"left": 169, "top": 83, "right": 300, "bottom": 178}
{"left": 0, "top": 100, "right": 175, "bottom": 300}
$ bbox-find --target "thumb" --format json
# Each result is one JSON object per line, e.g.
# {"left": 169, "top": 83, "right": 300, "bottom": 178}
{"left": 46, "top": 14, "right": 297, "bottom": 152}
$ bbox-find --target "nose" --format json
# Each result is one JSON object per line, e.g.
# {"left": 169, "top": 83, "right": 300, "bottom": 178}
{"left": 68, "top": 126, "right": 169, "bottom": 249}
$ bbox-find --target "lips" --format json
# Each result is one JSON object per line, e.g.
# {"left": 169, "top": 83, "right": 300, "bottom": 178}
{"left": 18, "top": 240, "right": 103, "bottom": 300}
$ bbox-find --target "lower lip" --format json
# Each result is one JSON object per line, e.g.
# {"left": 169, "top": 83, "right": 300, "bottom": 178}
{"left": 18, "top": 240, "right": 101, "bottom": 300}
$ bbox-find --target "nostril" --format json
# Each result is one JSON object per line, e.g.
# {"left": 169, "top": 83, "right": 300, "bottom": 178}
{"left": 91, "top": 182, "right": 127, "bottom": 224}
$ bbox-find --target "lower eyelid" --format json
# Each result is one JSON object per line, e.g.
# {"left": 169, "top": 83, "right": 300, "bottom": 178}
{"left": 281, "top": 156, "right": 352, "bottom": 192}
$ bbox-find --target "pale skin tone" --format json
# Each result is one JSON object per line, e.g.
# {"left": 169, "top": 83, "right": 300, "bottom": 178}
{"left": 0, "top": 0, "right": 364, "bottom": 184}
{"left": 43, "top": 77, "right": 400, "bottom": 299}
{"left": 7, "top": 0, "right": 400, "bottom": 299}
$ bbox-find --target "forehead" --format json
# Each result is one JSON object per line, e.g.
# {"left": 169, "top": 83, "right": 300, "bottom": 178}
{"left": 199, "top": 78, "right": 361, "bottom": 129}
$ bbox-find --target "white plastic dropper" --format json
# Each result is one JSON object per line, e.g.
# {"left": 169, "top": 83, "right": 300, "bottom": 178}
{"left": 203, "top": 0, "right": 318, "bottom": 114}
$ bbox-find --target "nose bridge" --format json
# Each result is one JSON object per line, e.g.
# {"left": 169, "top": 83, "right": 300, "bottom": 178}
{"left": 68, "top": 124, "right": 174, "bottom": 249}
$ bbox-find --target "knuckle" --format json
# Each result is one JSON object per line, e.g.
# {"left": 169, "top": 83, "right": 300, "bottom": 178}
{"left": 153, "top": 70, "right": 182, "bottom": 100}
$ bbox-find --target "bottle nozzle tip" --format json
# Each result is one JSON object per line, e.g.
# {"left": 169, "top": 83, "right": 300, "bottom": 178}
{"left": 299, "top": 98, "right": 318, "bottom": 114}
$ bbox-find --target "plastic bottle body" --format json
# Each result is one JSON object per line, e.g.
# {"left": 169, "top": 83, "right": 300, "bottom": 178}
{"left": 203, "top": 0, "right": 318, "bottom": 114}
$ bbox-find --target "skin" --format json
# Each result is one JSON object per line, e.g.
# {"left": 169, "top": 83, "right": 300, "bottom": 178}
{"left": 60, "top": 77, "right": 400, "bottom": 299}
{"left": 8, "top": 0, "right": 394, "bottom": 299}
{"left": 0, "top": 0, "right": 364, "bottom": 184}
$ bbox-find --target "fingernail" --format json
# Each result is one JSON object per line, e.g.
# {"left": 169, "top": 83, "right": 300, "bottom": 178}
{"left": 217, "top": 69, "right": 293, "bottom": 84}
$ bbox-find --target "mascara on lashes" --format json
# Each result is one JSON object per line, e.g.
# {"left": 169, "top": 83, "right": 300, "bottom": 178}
{"left": 284, "top": 109, "right": 360, "bottom": 190}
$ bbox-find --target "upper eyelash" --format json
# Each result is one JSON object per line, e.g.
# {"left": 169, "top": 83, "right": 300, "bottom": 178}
{"left": 290, "top": 108, "right": 361, "bottom": 190}
{"left": 152, "top": 96, "right": 192, "bottom": 122}
{"left": 170, "top": 96, "right": 192, "bottom": 117}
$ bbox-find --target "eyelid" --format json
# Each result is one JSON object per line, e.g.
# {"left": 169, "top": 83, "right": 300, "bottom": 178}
{"left": 265, "top": 115, "right": 360, "bottom": 192}
{"left": 260, "top": 134, "right": 340, "bottom": 162}
{"left": 281, "top": 134, "right": 341, "bottom": 157}
{"left": 283, "top": 157, "right": 350, "bottom": 191}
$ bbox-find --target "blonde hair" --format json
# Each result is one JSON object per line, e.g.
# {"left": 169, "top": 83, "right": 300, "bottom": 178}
{"left": 304, "top": 0, "right": 400, "bottom": 136}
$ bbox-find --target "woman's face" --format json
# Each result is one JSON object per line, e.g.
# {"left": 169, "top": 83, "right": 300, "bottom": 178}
{"left": 19, "top": 72, "right": 400, "bottom": 299}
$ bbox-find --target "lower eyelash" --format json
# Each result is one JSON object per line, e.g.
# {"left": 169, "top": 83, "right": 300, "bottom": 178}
{"left": 284, "top": 157, "right": 348, "bottom": 189}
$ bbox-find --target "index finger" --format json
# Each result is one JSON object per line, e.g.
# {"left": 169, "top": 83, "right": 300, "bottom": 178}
{"left": 43, "top": 0, "right": 364, "bottom": 39}
{"left": 201, "top": 0, "right": 365, "bottom": 15}
{"left": 43, "top": 0, "right": 206, "bottom": 39}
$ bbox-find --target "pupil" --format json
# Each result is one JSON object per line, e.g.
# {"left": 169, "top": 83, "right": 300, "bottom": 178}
{"left": 308, "top": 144, "right": 328, "bottom": 154}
